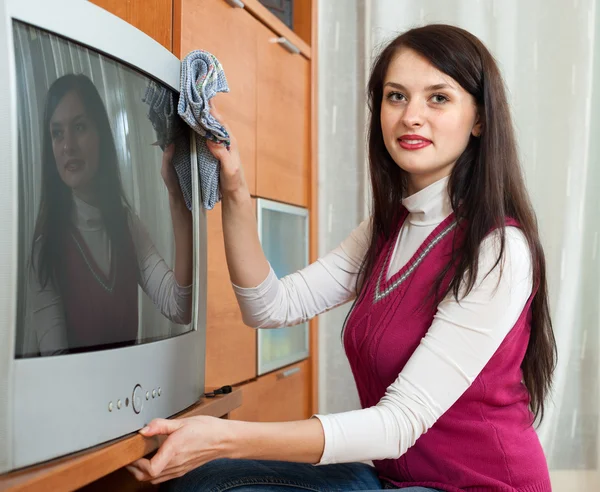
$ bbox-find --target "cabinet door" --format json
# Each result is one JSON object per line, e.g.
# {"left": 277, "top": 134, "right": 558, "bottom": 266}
{"left": 257, "top": 199, "right": 309, "bottom": 375}
{"left": 176, "top": 0, "right": 257, "bottom": 195}
{"left": 205, "top": 202, "right": 257, "bottom": 387}
{"left": 230, "top": 360, "right": 311, "bottom": 422}
{"left": 90, "top": 0, "right": 172, "bottom": 50}
{"left": 256, "top": 22, "right": 310, "bottom": 207}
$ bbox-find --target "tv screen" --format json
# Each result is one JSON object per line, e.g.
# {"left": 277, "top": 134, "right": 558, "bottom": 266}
{"left": 13, "top": 20, "right": 193, "bottom": 358}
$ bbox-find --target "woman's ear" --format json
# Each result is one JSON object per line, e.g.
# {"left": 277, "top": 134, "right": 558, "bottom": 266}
{"left": 472, "top": 110, "right": 483, "bottom": 137}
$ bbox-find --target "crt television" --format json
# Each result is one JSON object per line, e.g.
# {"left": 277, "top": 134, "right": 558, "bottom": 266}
{"left": 0, "top": 0, "right": 207, "bottom": 473}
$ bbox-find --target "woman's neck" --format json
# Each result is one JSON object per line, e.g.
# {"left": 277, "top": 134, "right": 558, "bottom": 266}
{"left": 406, "top": 167, "right": 453, "bottom": 195}
{"left": 72, "top": 188, "right": 98, "bottom": 207}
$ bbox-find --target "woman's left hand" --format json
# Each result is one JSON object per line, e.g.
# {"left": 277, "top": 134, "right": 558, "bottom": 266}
{"left": 126, "top": 415, "right": 231, "bottom": 484}
{"left": 160, "top": 143, "right": 182, "bottom": 198}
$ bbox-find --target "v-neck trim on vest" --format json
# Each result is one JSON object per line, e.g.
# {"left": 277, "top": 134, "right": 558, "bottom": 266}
{"left": 70, "top": 229, "right": 117, "bottom": 293}
{"left": 374, "top": 210, "right": 458, "bottom": 303}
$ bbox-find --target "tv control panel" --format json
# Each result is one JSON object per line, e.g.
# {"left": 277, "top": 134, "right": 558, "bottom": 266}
{"left": 108, "top": 383, "right": 162, "bottom": 414}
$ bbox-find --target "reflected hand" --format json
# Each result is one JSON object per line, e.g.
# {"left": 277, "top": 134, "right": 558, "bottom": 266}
{"left": 160, "top": 143, "right": 182, "bottom": 197}
{"left": 206, "top": 101, "right": 248, "bottom": 196}
{"left": 126, "top": 415, "right": 230, "bottom": 484}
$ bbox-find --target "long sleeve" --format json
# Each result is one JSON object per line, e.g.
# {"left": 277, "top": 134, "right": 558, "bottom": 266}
{"left": 232, "top": 219, "right": 372, "bottom": 328}
{"left": 129, "top": 214, "right": 192, "bottom": 325}
{"left": 25, "top": 239, "right": 69, "bottom": 356}
{"left": 314, "top": 227, "right": 533, "bottom": 464}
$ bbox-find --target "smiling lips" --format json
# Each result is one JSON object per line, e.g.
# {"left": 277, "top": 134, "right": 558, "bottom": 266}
{"left": 65, "top": 159, "right": 84, "bottom": 172}
{"left": 398, "top": 134, "right": 432, "bottom": 150}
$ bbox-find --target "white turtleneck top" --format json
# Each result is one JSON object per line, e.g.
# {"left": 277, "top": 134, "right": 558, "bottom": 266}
{"left": 29, "top": 195, "right": 192, "bottom": 355}
{"left": 232, "top": 176, "right": 533, "bottom": 464}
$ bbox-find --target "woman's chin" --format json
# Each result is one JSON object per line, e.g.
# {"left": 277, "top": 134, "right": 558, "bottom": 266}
{"left": 62, "top": 176, "right": 94, "bottom": 194}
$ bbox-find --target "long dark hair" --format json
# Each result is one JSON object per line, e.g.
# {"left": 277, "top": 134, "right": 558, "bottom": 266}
{"left": 360, "top": 25, "right": 556, "bottom": 422}
{"left": 33, "top": 73, "right": 131, "bottom": 289}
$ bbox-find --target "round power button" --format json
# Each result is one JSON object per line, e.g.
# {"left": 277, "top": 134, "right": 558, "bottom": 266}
{"left": 132, "top": 384, "right": 144, "bottom": 414}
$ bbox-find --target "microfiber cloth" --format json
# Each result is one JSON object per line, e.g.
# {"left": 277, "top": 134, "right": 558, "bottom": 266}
{"left": 177, "top": 50, "right": 230, "bottom": 210}
{"left": 142, "top": 50, "right": 230, "bottom": 210}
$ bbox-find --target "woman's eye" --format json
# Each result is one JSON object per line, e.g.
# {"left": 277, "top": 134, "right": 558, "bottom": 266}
{"left": 51, "top": 130, "right": 63, "bottom": 140}
{"left": 75, "top": 123, "right": 86, "bottom": 133}
{"left": 431, "top": 94, "right": 449, "bottom": 104}
{"left": 387, "top": 92, "right": 406, "bottom": 102}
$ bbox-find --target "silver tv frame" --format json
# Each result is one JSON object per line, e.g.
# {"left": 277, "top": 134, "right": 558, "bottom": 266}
{"left": 0, "top": 0, "right": 207, "bottom": 473}
{"left": 256, "top": 198, "right": 310, "bottom": 375}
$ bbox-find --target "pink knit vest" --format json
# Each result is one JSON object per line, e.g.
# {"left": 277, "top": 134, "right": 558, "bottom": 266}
{"left": 344, "top": 209, "right": 551, "bottom": 492}
{"left": 61, "top": 228, "right": 138, "bottom": 352}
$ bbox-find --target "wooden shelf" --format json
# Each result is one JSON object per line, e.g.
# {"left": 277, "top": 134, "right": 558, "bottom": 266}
{"left": 0, "top": 389, "right": 242, "bottom": 492}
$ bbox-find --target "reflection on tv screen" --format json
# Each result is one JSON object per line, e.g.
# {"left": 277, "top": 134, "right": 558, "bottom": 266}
{"left": 13, "top": 21, "right": 195, "bottom": 358}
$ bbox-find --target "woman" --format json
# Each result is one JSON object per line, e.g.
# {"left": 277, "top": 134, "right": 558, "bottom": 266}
{"left": 129, "top": 25, "right": 556, "bottom": 491}
{"left": 29, "top": 73, "right": 193, "bottom": 355}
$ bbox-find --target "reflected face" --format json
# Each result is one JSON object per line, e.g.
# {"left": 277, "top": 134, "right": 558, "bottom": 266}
{"left": 380, "top": 48, "right": 481, "bottom": 193}
{"left": 50, "top": 90, "right": 100, "bottom": 193}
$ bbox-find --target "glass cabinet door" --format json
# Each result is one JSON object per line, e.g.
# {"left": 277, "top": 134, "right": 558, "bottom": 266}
{"left": 257, "top": 199, "right": 309, "bottom": 375}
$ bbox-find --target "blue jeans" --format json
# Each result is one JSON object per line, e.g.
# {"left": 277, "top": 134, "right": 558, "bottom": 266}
{"left": 160, "top": 458, "right": 443, "bottom": 492}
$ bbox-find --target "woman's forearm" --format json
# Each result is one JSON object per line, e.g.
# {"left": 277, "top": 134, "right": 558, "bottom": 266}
{"left": 223, "top": 418, "right": 325, "bottom": 464}
{"left": 169, "top": 194, "right": 193, "bottom": 287}
{"left": 221, "top": 188, "right": 270, "bottom": 288}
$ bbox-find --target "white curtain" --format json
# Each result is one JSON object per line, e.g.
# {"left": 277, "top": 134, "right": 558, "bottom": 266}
{"left": 317, "top": 0, "right": 366, "bottom": 414}
{"left": 13, "top": 21, "right": 181, "bottom": 355}
{"left": 319, "top": 1, "right": 600, "bottom": 488}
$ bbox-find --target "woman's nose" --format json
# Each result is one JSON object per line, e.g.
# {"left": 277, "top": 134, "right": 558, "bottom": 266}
{"left": 62, "top": 130, "right": 77, "bottom": 154}
{"left": 401, "top": 100, "right": 424, "bottom": 128}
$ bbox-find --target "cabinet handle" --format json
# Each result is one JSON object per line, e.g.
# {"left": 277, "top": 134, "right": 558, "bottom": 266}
{"left": 277, "top": 366, "right": 301, "bottom": 379}
{"left": 270, "top": 36, "right": 300, "bottom": 55}
{"left": 224, "top": 0, "right": 245, "bottom": 8}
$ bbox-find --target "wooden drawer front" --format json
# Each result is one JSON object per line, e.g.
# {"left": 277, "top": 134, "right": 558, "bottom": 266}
{"left": 177, "top": 0, "right": 258, "bottom": 195}
{"left": 230, "top": 359, "right": 311, "bottom": 422}
{"left": 256, "top": 22, "right": 310, "bottom": 207}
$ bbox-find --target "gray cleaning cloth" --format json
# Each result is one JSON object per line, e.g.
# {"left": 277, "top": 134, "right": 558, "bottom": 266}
{"left": 142, "top": 81, "right": 190, "bottom": 200}
{"left": 177, "top": 50, "right": 230, "bottom": 210}
{"left": 142, "top": 50, "right": 230, "bottom": 210}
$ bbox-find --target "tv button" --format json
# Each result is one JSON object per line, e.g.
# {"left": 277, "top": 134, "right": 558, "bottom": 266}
{"left": 132, "top": 384, "right": 144, "bottom": 414}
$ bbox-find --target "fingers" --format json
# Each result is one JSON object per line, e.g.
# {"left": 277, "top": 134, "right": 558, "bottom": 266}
{"left": 150, "top": 466, "right": 189, "bottom": 485}
{"left": 128, "top": 462, "right": 189, "bottom": 484}
{"left": 208, "top": 98, "right": 238, "bottom": 154}
{"left": 206, "top": 139, "right": 230, "bottom": 161}
{"left": 139, "top": 418, "right": 183, "bottom": 437}
{"left": 129, "top": 436, "right": 174, "bottom": 480}
{"left": 147, "top": 434, "right": 178, "bottom": 477}
{"left": 209, "top": 101, "right": 233, "bottom": 139}
{"left": 126, "top": 464, "right": 146, "bottom": 481}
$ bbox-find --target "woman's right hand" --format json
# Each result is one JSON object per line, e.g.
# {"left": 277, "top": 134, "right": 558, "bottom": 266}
{"left": 207, "top": 103, "right": 248, "bottom": 197}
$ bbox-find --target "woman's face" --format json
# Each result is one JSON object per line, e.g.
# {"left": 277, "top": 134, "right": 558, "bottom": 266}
{"left": 380, "top": 48, "right": 482, "bottom": 194}
{"left": 50, "top": 90, "right": 100, "bottom": 195}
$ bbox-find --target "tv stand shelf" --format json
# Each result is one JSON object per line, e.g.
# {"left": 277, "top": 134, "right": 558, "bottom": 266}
{"left": 0, "top": 389, "right": 241, "bottom": 492}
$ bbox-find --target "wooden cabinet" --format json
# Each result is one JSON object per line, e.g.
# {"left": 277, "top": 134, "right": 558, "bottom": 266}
{"left": 205, "top": 201, "right": 258, "bottom": 388}
{"left": 90, "top": 0, "right": 173, "bottom": 50}
{"left": 175, "top": 0, "right": 258, "bottom": 196}
{"left": 175, "top": 0, "right": 313, "bottom": 390}
{"left": 230, "top": 360, "right": 311, "bottom": 422}
{"left": 256, "top": 22, "right": 311, "bottom": 207}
